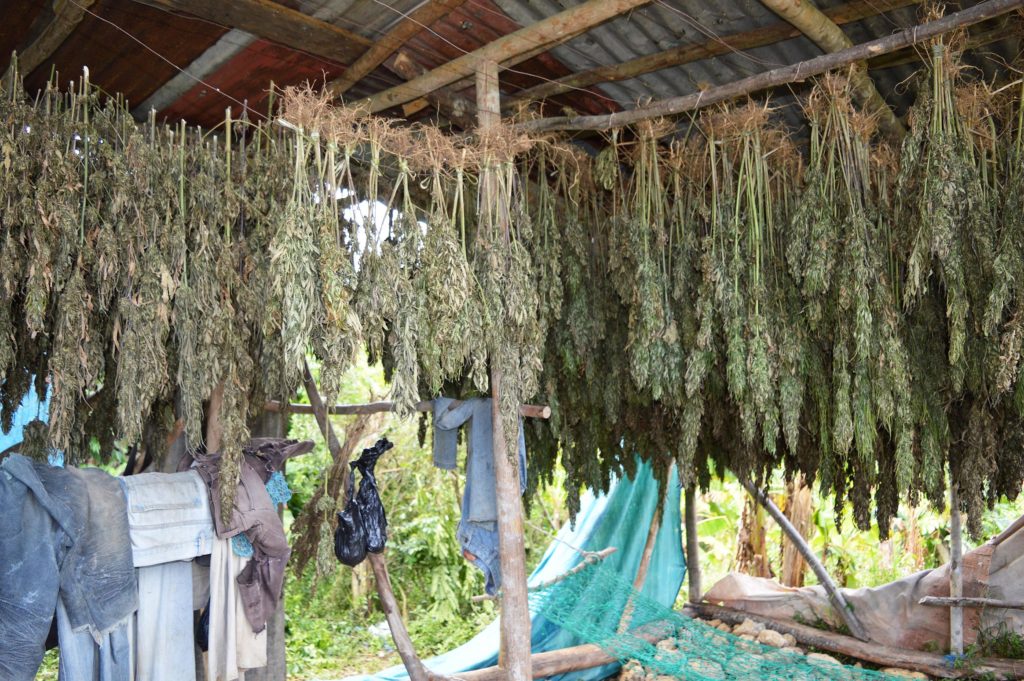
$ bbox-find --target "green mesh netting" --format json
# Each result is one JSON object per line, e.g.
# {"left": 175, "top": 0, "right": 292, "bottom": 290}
{"left": 531, "top": 560, "right": 900, "bottom": 680}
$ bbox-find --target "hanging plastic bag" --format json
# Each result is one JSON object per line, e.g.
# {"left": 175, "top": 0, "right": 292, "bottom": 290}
{"left": 334, "top": 468, "right": 367, "bottom": 567}
{"left": 354, "top": 438, "right": 392, "bottom": 553}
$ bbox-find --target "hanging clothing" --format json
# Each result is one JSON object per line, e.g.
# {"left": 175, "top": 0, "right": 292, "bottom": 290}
{"left": 0, "top": 454, "right": 137, "bottom": 681}
{"left": 432, "top": 398, "right": 527, "bottom": 595}
{"left": 120, "top": 470, "right": 214, "bottom": 567}
{"left": 188, "top": 438, "right": 311, "bottom": 633}
{"left": 133, "top": 560, "right": 197, "bottom": 681}
{"left": 56, "top": 598, "right": 132, "bottom": 681}
{"left": 205, "top": 537, "right": 267, "bottom": 681}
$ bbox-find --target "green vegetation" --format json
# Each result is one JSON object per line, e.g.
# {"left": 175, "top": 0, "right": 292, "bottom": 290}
{"left": 281, "top": 360, "right": 567, "bottom": 679}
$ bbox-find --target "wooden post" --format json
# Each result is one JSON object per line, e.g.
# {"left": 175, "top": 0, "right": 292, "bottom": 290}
{"left": 477, "top": 58, "right": 531, "bottom": 681}
{"left": 205, "top": 380, "right": 226, "bottom": 452}
{"left": 617, "top": 488, "right": 664, "bottom": 633}
{"left": 246, "top": 408, "right": 288, "bottom": 681}
{"left": 300, "top": 365, "right": 429, "bottom": 681}
{"left": 950, "top": 484, "right": 964, "bottom": 656}
{"left": 685, "top": 487, "right": 702, "bottom": 603}
{"left": 739, "top": 479, "right": 870, "bottom": 642}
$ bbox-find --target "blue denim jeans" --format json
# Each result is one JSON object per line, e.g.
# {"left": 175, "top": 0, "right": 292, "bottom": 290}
{"left": 0, "top": 455, "right": 137, "bottom": 680}
{"left": 56, "top": 598, "right": 132, "bottom": 681}
{"left": 120, "top": 470, "right": 214, "bottom": 567}
{"left": 0, "top": 456, "right": 68, "bottom": 681}
{"left": 432, "top": 398, "right": 527, "bottom": 595}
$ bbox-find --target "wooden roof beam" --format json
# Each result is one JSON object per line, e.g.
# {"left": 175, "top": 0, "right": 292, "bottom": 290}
{"left": 518, "top": 0, "right": 1024, "bottom": 132}
{"left": 326, "top": 0, "right": 470, "bottom": 98}
{"left": 358, "top": 0, "right": 654, "bottom": 114}
{"left": 130, "top": 0, "right": 372, "bottom": 66}
{"left": 505, "top": 0, "right": 919, "bottom": 108}
{"left": 757, "top": 0, "right": 906, "bottom": 138}
{"left": 4, "top": 0, "right": 98, "bottom": 80}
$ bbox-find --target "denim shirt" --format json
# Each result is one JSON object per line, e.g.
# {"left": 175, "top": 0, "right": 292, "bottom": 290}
{"left": 432, "top": 398, "right": 527, "bottom": 594}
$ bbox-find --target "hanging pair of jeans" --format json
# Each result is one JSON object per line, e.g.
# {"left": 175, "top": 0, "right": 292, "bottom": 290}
{"left": 432, "top": 398, "right": 527, "bottom": 594}
{"left": 0, "top": 455, "right": 137, "bottom": 681}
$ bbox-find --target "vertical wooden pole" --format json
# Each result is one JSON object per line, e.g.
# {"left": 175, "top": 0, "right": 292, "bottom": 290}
{"left": 950, "top": 484, "right": 964, "bottom": 656}
{"left": 739, "top": 479, "right": 870, "bottom": 642}
{"left": 477, "top": 58, "right": 531, "bottom": 681}
{"left": 246, "top": 409, "right": 288, "bottom": 681}
{"left": 205, "top": 380, "right": 226, "bottom": 452}
{"left": 617, "top": 487, "right": 664, "bottom": 632}
{"left": 685, "top": 487, "right": 702, "bottom": 603}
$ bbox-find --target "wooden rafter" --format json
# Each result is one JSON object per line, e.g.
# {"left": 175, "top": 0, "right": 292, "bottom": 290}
{"left": 518, "top": 0, "right": 1024, "bottom": 132}
{"left": 505, "top": 0, "right": 918, "bottom": 107}
{"left": 326, "top": 0, "right": 470, "bottom": 97}
{"left": 758, "top": 0, "right": 905, "bottom": 137}
{"left": 130, "top": 0, "right": 372, "bottom": 66}
{"left": 5, "top": 0, "right": 98, "bottom": 79}
{"left": 358, "top": 0, "right": 654, "bottom": 114}
{"left": 867, "top": 17, "right": 1021, "bottom": 70}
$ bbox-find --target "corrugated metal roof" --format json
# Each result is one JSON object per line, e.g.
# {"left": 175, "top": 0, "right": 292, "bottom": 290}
{"left": 0, "top": 0, "right": 1018, "bottom": 131}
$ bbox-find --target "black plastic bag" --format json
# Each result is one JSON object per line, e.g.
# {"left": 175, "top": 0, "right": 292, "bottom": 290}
{"left": 354, "top": 438, "right": 392, "bottom": 553}
{"left": 334, "top": 468, "right": 368, "bottom": 566}
{"left": 333, "top": 438, "right": 393, "bottom": 564}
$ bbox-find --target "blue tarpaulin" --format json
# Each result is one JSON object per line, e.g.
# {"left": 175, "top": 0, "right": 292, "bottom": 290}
{"left": 344, "top": 459, "right": 684, "bottom": 681}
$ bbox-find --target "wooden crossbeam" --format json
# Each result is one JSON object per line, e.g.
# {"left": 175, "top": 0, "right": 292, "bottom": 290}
{"left": 326, "top": 0, "right": 470, "bottom": 97}
{"left": 358, "top": 0, "right": 654, "bottom": 114}
{"left": 506, "top": 0, "right": 918, "bottom": 107}
{"left": 867, "top": 18, "right": 1021, "bottom": 70}
{"left": 5, "top": 0, "right": 98, "bottom": 79}
{"left": 130, "top": 0, "right": 372, "bottom": 66}
{"left": 921, "top": 596, "right": 1024, "bottom": 609}
{"left": 263, "top": 399, "right": 552, "bottom": 419}
{"left": 518, "top": 0, "right": 1024, "bottom": 132}
{"left": 758, "top": 0, "right": 905, "bottom": 137}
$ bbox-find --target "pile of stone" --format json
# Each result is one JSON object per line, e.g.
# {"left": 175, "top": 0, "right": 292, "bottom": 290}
{"left": 616, "top": 617, "right": 929, "bottom": 680}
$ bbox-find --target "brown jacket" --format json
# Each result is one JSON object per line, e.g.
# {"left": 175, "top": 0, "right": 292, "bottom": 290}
{"left": 189, "top": 438, "right": 313, "bottom": 633}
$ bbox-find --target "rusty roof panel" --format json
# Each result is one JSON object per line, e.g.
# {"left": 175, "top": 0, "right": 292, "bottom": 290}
{"left": 20, "top": 0, "right": 225, "bottom": 109}
{"left": 157, "top": 38, "right": 347, "bottom": 126}
{"left": 0, "top": 0, "right": 47, "bottom": 75}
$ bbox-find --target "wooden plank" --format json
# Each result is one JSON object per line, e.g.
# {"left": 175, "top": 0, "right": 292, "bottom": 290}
{"left": 5, "top": 0, "right": 99, "bottom": 80}
{"left": 263, "top": 400, "right": 551, "bottom": 419}
{"left": 456, "top": 622, "right": 666, "bottom": 681}
{"left": 758, "top": 0, "right": 905, "bottom": 137}
{"left": 129, "top": 0, "right": 371, "bottom": 66}
{"left": 359, "top": 0, "right": 653, "bottom": 114}
{"left": 518, "top": 0, "right": 1024, "bottom": 132}
{"left": 685, "top": 487, "right": 702, "bottom": 603}
{"left": 740, "top": 479, "right": 870, "bottom": 642}
{"left": 688, "top": 603, "right": 1024, "bottom": 679}
{"left": 920, "top": 596, "right": 1024, "bottom": 609}
{"left": 478, "top": 58, "right": 531, "bottom": 681}
{"left": 950, "top": 484, "right": 964, "bottom": 655}
{"left": 506, "top": 0, "right": 918, "bottom": 107}
{"left": 327, "top": 0, "right": 470, "bottom": 97}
